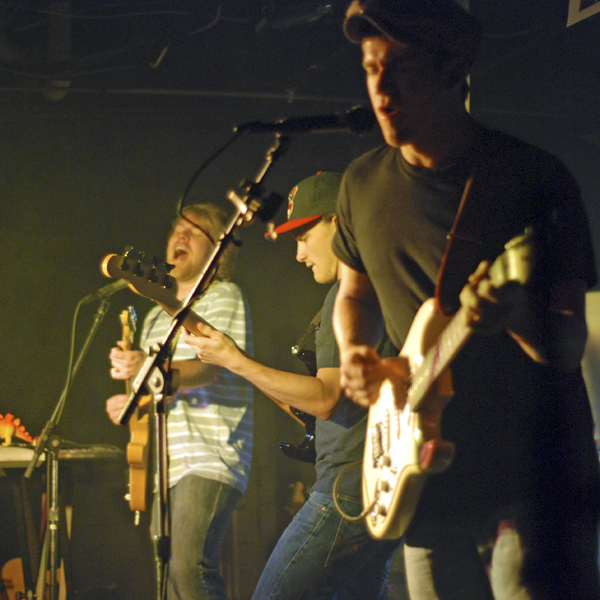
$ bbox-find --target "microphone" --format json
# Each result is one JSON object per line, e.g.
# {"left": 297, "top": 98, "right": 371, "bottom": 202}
{"left": 80, "top": 279, "right": 129, "bottom": 305}
{"left": 235, "top": 105, "right": 376, "bottom": 135}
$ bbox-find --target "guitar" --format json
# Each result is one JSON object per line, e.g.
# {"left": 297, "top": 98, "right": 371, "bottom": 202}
{"left": 1, "top": 559, "right": 24, "bottom": 600}
{"left": 120, "top": 306, "right": 150, "bottom": 514}
{"left": 278, "top": 408, "right": 316, "bottom": 464}
{"left": 101, "top": 249, "right": 316, "bottom": 460}
{"left": 362, "top": 230, "right": 536, "bottom": 540}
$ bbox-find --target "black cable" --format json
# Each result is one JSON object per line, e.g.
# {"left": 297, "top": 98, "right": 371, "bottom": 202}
{"left": 176, "top": 127, "right": 246, "bottom": 216}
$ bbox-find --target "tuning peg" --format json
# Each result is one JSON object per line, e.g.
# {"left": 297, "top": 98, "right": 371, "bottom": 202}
{"left": 148, "top": 257, "right": 158, "bottom": 283}
{"left": 150, "top": 257, "right": 174, "bottom": 274}
{"left": 265, "top": 222, "right": 278, "bottom": 241}
{"left": 149, "top": 256, "right": 165, "bottom": 272}
{"left": 123, "top": 247, "right": 144, "bottom": 272}
{"left": 132, "top": 251, "right": 146, "bottom": 278}
{"left": 124, "top": 247, "right": 143, "bottom": 261}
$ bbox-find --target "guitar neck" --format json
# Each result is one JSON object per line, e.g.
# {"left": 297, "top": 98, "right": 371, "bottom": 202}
{"left": 408, "top": 308, "right": 471, "bottom": 412}
{"left": 408, "top": 234, "right": 534, "bottom": 412}
{"left": 155, "top": 298, "right": 211, "bottom": 339}
{"left": 154, "top": 291, "right": 316, "bottom": 429}
{"left": 120, "top": 309, "right": 135, "bottom": 396}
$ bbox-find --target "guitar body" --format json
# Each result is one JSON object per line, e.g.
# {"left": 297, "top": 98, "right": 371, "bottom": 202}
{"left": 126, "top": 408, "right": 150, "bottom": 512}
{"left": 363, "top": 299, "right": 455, "bottom": 539}
{"left": 1, "top": 558, "right": 24, "bottom": 600}
{"left": 362, "top": 230, "right": 536, "bottom": 540}
{"left": 120, "top": 308, "right": 150, "bottom": 513}
{"left": 278, "top": 408, "right": 317, "bottom": 464}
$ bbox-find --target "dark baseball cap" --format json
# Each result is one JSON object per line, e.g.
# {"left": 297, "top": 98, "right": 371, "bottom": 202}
{"left": 273, "top": 172, "right": 342, "bottom": 235}
{"left": 344, "top": 0, "right": 481, "bottom": 66}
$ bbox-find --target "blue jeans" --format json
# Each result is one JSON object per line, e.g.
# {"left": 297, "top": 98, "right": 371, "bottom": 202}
{"left": 151, "top": 474, "right": 242, "bottom": 600}
{"left": 251, "top": 490, "right": 404, "bottom": 600}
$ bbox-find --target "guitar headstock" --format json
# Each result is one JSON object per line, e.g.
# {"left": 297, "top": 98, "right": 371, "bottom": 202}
{"left": 489, "top": 228, "right": 536, "bottom": 288}
{"left": 102, "top": 249, "right": 178, "bottom": 310}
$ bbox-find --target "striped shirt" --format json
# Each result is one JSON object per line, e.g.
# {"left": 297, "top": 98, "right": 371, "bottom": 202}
{"left": 141, "top": 281, "right": 253, "bottom": 494}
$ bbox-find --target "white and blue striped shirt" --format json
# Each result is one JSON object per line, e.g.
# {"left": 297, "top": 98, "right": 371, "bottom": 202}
{"left": 141, "top": 281, "right": 253, "bottom": 494}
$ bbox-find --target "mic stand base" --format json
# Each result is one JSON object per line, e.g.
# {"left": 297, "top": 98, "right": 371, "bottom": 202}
{"left": 37, "top": 437, "right": 68, "bottom": 600}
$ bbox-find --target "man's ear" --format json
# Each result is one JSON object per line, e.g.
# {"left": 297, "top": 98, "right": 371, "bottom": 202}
{"left": 330, "top": 214, "right": 338, "bottom": 232}
{"left": 442, "top": 57, "right": 470, "bottom": 89}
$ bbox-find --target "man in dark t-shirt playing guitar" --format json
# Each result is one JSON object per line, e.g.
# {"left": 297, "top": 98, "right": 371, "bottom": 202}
{"left": 184, "top": 172, "right": 405, "bottom": 600}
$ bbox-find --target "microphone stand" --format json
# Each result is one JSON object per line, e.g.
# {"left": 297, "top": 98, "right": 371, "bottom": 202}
{"left": 25, "top": 297, "right": 112, "bottom": 600}
{"left": 25, "top": 298, "right": 112, "bottom": 479}
{"left": 117, "top": 133, "right": 289, "bottom": 600}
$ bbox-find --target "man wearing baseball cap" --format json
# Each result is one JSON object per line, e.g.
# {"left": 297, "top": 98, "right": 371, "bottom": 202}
{"left": 332, "top": 1, "right": 600, "bottom": 599}
{"left": 184, "top": 172, "right": 405, "bottom": 599}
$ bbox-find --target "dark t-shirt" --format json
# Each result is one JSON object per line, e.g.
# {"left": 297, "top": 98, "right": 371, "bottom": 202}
{"left": 312, "top": 279, "right": 368, "bottom": 498}
{"left": 333, "top": 127, "right": 600, "bottom": 523}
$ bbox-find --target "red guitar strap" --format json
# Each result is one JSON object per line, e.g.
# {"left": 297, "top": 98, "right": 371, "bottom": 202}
{"left": 435, "top": 135, "right": 503, "bottom": 316}
{"left": 435, "top": 176, "right": 480, "bottom": 315}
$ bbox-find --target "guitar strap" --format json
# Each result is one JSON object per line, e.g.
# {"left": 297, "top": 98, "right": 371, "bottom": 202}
{"left": 291, "top": 308, "right": 323, "bottom": 377}
{"left": 435, "top": 132, "right": 506, "bottom": 316}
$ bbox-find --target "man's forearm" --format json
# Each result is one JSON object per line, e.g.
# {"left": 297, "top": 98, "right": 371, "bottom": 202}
{"left": 509, "top": 310, "right": 587, "bottom": 373}
{"left": 507, "top": 278, "right": 588, "bottom": 373}
{"left": 333, "top": 294, "right": 385, "bottom": 357}
{"left": 333, "top": 263, "right": 385, "bottom": 356}
{"left": 223, "top": 352, "right": 340, "bottom": 419}
{"left": 173, "top": 360, "right": 221, "bottom": 389}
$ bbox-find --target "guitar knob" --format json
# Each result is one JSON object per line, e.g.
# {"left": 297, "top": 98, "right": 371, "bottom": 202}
{"left": 382, "top": 455, "right": 392, "bottom": 468}
{"left": 376, "top": 503, "right": 387, "bottom": 517}
{"left": 380, "top": 480, "right": 391, "bottom": 493}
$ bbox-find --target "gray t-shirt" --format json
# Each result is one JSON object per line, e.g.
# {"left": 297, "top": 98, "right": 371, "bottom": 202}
{"left": 312, "top": 280, "right": 368, "bottom": 498}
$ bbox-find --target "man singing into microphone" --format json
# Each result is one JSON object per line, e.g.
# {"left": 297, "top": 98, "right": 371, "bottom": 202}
{"left": 183, "top": 173, "right": 405, "bottom": 600}
{"left": 105, "top": 203, "right": 253, "bottom": 600}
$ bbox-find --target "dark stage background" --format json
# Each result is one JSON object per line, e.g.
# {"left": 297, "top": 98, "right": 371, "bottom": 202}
{"left": 0, "top": 1, "right": 598, "bottom": 599}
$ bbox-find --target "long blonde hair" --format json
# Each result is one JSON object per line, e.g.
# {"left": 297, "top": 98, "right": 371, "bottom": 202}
{"left": 172, "top": 203, "right": 238, "bottom": 281}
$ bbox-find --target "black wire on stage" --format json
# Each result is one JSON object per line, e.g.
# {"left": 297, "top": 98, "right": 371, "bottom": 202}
{"left": 175, "top": 127, "right": 246, "bottom": 218}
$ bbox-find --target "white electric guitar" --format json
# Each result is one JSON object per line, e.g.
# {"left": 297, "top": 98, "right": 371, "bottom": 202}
{"left": 362, "top": 230, "right": 536, "bottom": 540}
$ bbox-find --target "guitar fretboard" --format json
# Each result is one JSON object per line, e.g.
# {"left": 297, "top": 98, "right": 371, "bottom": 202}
{"left": 407, "top": 310, "right": 470, "bottom": 412}
{"left": 407, "top": 236, "right": 531, "bottom": 412}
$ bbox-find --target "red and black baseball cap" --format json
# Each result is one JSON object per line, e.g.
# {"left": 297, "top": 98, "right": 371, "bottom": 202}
{"left": 273, "top": 171, "right": 343, "bottom": 236}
